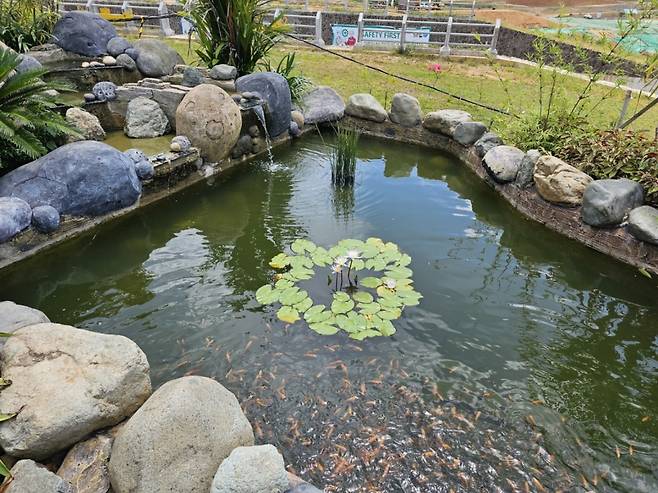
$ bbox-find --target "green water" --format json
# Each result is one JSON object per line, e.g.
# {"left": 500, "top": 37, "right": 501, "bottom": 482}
{"left": 1, "top": 135, "right": 656, "bottom": 491}
{"left": 104, "top": 131, "right": 173, "bottom": 155}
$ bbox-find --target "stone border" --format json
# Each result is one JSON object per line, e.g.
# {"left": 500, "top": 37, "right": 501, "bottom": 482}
{"left": 339, "top": 115, "right": 658, "bottom": 275}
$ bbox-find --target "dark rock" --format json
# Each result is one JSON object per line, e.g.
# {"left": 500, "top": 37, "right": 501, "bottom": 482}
{"left": 474, "top": 132, "right": 503, "bottom": 158}
{"left": 232, "top": 135, "right": 253, "bottom": 158}
{"left": 210, "top": 64, "right": 237, "bottom": 81}
{"left": 453, "top": 121, "right": 487, "bottom": 146}
{"left": 627, "top": 205, "right": 658, "bottom": 245}
{"left": 482, "top": 145, "right": 525, "bottom": 183}
{"left": 236, "top": 72, "right": 292, "bottom": 138}
{"left": 0, "top": 197, "right": 31, "bottom": 243}
{"left": 31, "top": 205, "right": 60, "bottom": 233}
{"left": 107, "top": 36, "right": 132, "bottom": 57}
{"left": 52, "top": 11, "right": 116, "bottom": 57}
{"left": 248, "top": 125, "right": 260, "bottom": 138}
{"left": 15, "top": 54, "right": 42, "bottom": 74}
{"left": 57, "top": 432, "right": 113, "bottom": 493}
{"left": 252, "top": 137, "right": 266, "bottom": 154}
{"left": 84, "top": 93, "right": 96, "bottom": 103}
{"left": 171, "top": 136, "right": 192, "bottom": 153}
{"left": 182, "top": 66, "right": 203, "bottom": 87}
{"left": 516, "top": 149, "right": 541, "bottom": 188}
{"left": 0, "top": 141, "right": 141, "bottom": 217}
{"left": 92, "top": 81, "right": 117, "bottom": 102}
{"left": 133, "top": 39, "right": 184, "bottom": 78}
{"left": 124, "top": 149, "right": 154, "bottom": 180}
{"left": 290, "top": 121, "right": 301, "bottom": 137}
{"left": 581, "top": 178, "right": 644, "bottom": 227}
{"left": 116, "top": 53, "right": 137, "bottom": 71}
{"left": 125, "top": 47, "right": 139, "bottom": 60}
{"left": 301, "top": 86, "right": 345, "bottom": 124}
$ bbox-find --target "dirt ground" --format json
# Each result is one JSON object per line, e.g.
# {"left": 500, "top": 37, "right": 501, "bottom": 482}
{"left": 502, "top": 0, "right": 627, "bottom": 6}
{"left": 476, "top": 9, "right": 557, "bottom": 28}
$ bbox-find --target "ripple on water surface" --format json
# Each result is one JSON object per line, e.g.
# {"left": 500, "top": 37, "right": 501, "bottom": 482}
{"left": 1, "top": 135, "right": 657, "bottom": 492}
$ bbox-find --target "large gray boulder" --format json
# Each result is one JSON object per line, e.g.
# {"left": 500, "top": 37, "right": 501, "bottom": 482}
{"left": 66, "top": 107, "right": 106, "bottom": 141}
{"left": 107, "top": 36, "right": 132, "bottom": 57}
{"left": 423, "top": 109, "right": 472, "bottom": 136}
{"left": 15, "top": 54, "right": 42, "bottom": 74}
{"left": 627, "top": 206, "right": 658, "bottom": 245}
{"left": 210, "top": 64, "right": 237, "bottom": 81}
{"left": 581, "top": 178, "right": 644, "bottom": 227}
{"left": 124, "top": 97, "right": 170, "bottom": 138}
{"left": 0, "top": 196, "right": 31, "bottom": 243}
{"left": 109, "top": 376, "right": 254, "bottom": 493}
{"left": 52, "top": 12, "right": 116, "bottom": 57}
{"left": 389, "top": 93, "right": 422, "bottom": 127}
{"left": 0, "top": 323, "right": 151, "bottom": 459}
{"left": 116, "top": 53, "right": 137, "bottom": 71}
{"left": 0, "top": 141, "right": 141, "bottom": 217}
{"left": 534, "top": 155, "right": 593, "bottom": 206}
{"left": 474, "top": 132, "right": 504, "bottom": 158}
{"left": 133, "top": 39, "right": 184, "bottom": 77}
{"left": 482, "top": 145, "right": 525, "bottom": 183}
{"left": 345, "top": 93, "right": 387, "bottom": 122}
{"left": 453, "top": 121, "right": 487, "bottom": 146}
{"left": 236, "top": 72, "right": 291, "bottom": 138}
{"left": 301, "top": 86, "right": 345, "bottom": 124}
{"left": 516, "top": 149, "right": 542, "bottom": 188}
{"left": 57, "top": 432, "right": 114, "bottom": 493}
{"left": 211, "top": 445, "right": 288, "bottom": 493}
{"left": 0, "top": 301, "right": 49, "bottom": 335}
{"left": 5, "top": 459, "right": 73, "bottom": 493}
{"left": 176, "top": 84, "right": 241, "bottom": 163}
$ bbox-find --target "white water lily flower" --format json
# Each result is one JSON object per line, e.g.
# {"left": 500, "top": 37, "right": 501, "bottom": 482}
{"left": 331, "top": 264, "right": 343, "bottom": 274}
{"left": 385, "top": 279, "right": 397, "bottom": 290}
{"left": 334, "top": 256, "right": 348, "bottom": 266}
{"left": 346, "top": 249, "right": 362, "bottom": 260}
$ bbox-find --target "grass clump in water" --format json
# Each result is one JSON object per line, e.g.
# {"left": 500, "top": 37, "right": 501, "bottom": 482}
{"left": 331, "top": 126, "right": 359, "bottom": 187}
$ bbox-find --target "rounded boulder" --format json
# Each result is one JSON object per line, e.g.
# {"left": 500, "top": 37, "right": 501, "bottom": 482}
{"left": 0, "top": 196, "right": 31, "bottom": 243}
{"left": 176, "top": 84, "right": 241, "bottom": 163}
{"left": 109, "top": 376, "right": 254, "bottom": 493}
{"left": 31, "top": 205, "right": 60, "bottom": 233}
{"left": 52, "top": 11, "right": 117, "bottom": 57}
{"left": 133, "top": 39, "right": 184, "bottom": 77}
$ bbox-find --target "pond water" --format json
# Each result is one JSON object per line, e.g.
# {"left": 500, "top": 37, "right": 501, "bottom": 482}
{"left": 104, "top": 131, "right": 173, "bottom": 155}
{"left": 1, "top": 135, "right": 657, "bottom": 492}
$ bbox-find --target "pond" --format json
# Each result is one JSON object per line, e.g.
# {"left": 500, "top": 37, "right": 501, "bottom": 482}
{"left": 1, "top": 134, "right": 656, "bottom": 492}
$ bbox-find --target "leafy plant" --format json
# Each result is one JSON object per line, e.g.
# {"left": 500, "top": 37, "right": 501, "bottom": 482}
{"left": 187, "top": 0, "right": 287, "bottom": 75}
{"left": 256, "top": 238, "right": 422, "bottom": 340}
{"left": 0, "top": 47, "right": 80, "bottom": 172}
{"left": 331, "top": 125, "right": 359, "bottom": 187}
{"left": 0, "top": 0, "right": 58, "bottom": 53}
{"left": 260, "top": 52, "right": 311, "bottom": 103}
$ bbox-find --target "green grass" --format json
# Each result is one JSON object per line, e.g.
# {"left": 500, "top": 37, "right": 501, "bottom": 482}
{"left": 160, "top": 37, "right": 657, "bottom": 134}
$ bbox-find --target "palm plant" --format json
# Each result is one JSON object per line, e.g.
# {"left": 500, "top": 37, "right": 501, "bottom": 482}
{"left": 0, "top": 47, "right": 80, "bottom": 171}
{"left": 188, "top": 0, "right": 287, "bottom": 75}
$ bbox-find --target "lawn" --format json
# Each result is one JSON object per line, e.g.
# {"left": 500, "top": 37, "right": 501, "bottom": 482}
{"left": 162, "top": 37, "right": 657, "bottom": 136}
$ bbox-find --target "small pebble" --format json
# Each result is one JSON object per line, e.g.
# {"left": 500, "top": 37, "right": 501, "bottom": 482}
{"left": 102, "top": 56, "right": 117, "bottom": 66}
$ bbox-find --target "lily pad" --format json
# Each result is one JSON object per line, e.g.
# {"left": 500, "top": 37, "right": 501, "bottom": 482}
{"left": 256, "top": 285, "right": 278, "bottom": 305}
{"left": 331, "top": 297, "right": 355, "bottom": 315}
{"left": 292, "top": 239, "right": 317, "bottom": 254}
{"left": 360, "top": 277, "right": 382, "bottom": 289}
{"left": 294, "top": 297, "right": 313, "bottom": 313}
{"left": 269, "top": 253, "right": 289, "bottom": 269}
{"left": 309, "top": 323, "right": 339, "bottom": 335}
{"left": 277, "top": 306, "right": 300, "bottom": 324}
{"left": 280, "top": 288, "right": 308, "bottom": 306}
{"left": 352, "top": 291, "right": 374, "bottom": 304}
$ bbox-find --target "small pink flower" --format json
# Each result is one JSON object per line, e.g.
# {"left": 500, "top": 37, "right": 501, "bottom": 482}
{"left": 428, "top": 63, "right": 441, "bottom": 74}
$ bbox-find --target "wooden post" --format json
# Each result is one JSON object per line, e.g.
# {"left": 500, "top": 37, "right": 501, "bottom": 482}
{"left": 400, "top": 14, "right": 408, "bottom": 52}
{"left": 616, "top": 90, "right": 633, "bottom": 128}
{"left": 440, "top": 16, "right": 452, "bottom": 55}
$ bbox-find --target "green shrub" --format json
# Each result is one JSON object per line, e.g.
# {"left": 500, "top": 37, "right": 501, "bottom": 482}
{"left": 0, "top": 0, "right": 58, "bottom": 53}
{"left": 260, "top": 52, "right": 311, "bottom": 103}
{"left": 188, "top": 0, "right": 287, "bottom": 75}
{"left": 0, "top": 47, "right": 80, "bottom": 172}
{"left": 555, "top": 129, "right": 658, "bottom": 205}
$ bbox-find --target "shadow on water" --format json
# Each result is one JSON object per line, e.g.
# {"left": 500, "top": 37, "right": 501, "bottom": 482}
{"left": 0, "top": 134, "right": 656, "bottom": 492}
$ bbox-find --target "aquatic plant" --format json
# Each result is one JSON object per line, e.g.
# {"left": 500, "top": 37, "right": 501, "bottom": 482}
{"left": 330, "top": 126, "right": 359, "bottom": 187}
{"left": 256, "top": 238, "right": 422, "bottom": 340}
{"left": 188, "top": 0, "right": 287, "bottom": 75}
{"left": 0, "top": 47, "right": 80, "bottom": 171}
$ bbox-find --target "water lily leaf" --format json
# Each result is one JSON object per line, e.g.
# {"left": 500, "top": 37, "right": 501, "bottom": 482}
{"left": 366, "top": 237, "right": 385, "bottom": 250}
{"left": 334, "top": 292, "right": 350, "bottom": 302}
{"left": 378, "top": 319, "right": 396, "bottom": 336}
{"left": 256, "top": 284, "right": 278, "bottom": 305}
{"left": 379, "top": 250, "right": 402, "bottom": 264}
{"left": 311, "top": 248, "right": 333, "bottom": 266}
{"left": 331, "top": 298, "right": 355, "bottom": 315}
{"left": 352, "top": 291, "right": 374, "bottom": 304}
{"left": 346, "top": 311, "right": 368, "bottom": 331}
{"left": 379, "top": 308, "right": 402, "bottom": 320}
{"left": 294, "top": 297, "right": 313, "bottom": 313}
{"left": 305, "top": 305, "right": 333, "bottom": 324}
{"left": 360, "top": 277, "right": 381, "bottom": 289}
{"left": 280, "top": 288, "right": 308, "bottom": 306}
{"left": 349, "top": 329, "right": 382, "bottom": 340}
{"left": 335, "top": 314, "right": 358, "bottom": 333}
{"left": 275, "top": 279, "right": 294, "bottom": 290}
{"left": 397, "top": 254, "right": 412, "bottom": 267}
{"left": 289, "top": 256, "right": 314, "bottom": 269}
{"left": 328, "top": 245, "right": 343, "bottom": 258}
{"left": 269, "top": 253, "right": 289, "bottom": 269}
{"left": 309, "top": 323, "right": 339, "bottom": 335}
{"left": 379, "top": 296, "right": 403, "bottom": 308}
{"left": 385, "top": 266, "right": 413, "bottom": 279}
{"left": 350, "top": 259, "right": 365, "bottom": 271}
{"left": 277, "top": 306, "right": 300, "bottom": 324}
{"left": 289, "top": 268, "right": 314, "bottom": 281}
{"left": 338, "top": 239, "right": 365, "bottom": 251}
{"left": 291, "top": 239, "right": 316, "bottom": 254}
{"left": 365, "top": 258, "right": 387, "bottom": 271}
{"left": 358, "top": 302, "right": 381, "bottom": 314}
{"left": 376, "top": 286, "right": 396, "bottom": 298}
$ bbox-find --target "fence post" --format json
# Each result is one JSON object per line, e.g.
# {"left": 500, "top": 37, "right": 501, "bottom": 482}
{"left": 616, "top": 90, "right": 633, "bottom": 128}
{"left": 363, "top": 0, "right": 368, "bottom": 12}
{"left": 86, "top": 0, "right": 98, "bottom": 14}
{"left": 488, "top": 18, "right": 501, "bottom": 55}
{"left": 440, "top": 16, "right": 452, "bottom": 55}
{"left": 400, "top": 14, "right": 408, "bottom": 52}
{"left": 158, "top": 1, "right": 175, "bottom": 36}
{"left": 471, "top": 0, "right": 476, "bottom": 19}
{"left": 315, "top": 11, "right": 323, "bottom": 44}
{"left": 448, "top": 0, "right": 453, "bottom": 17}
{"left": 122, "top": 0, "right": 137, "bottom": 32}
{"left": 357, "top": 12, "right": 364, "bottom": 43}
